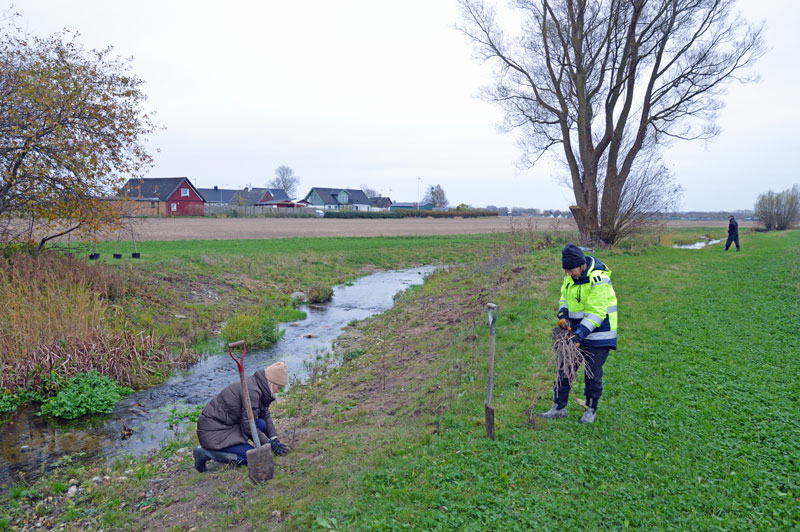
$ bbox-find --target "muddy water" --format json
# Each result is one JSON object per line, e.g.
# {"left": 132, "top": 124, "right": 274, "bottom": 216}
{"left": 0, "top": 266, "right": 435, "bottom": 488}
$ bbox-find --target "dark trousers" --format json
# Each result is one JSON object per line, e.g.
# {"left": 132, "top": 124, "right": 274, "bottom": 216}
{"left": 725, "top": 234, "right": 740, "bottom": 251}
{"left": 554, "top": 345, "right": 610, "bottom": 409}
{"left": 218, "top": 418, "right": 268, "bottom": 465}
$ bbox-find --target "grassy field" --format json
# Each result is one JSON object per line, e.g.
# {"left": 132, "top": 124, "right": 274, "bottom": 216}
{"left": 3, "top": 226, "right": 797, "bottom": 531}
{"left": 288, "top": 228, "right": 799, "bottom": 531}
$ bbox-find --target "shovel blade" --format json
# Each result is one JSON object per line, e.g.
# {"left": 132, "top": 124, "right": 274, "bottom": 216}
{"left": 485, "top": 402, "right": 495, "bottom": 440}
{"left": 246, "top": 446, "right": 274, "bottom": 483}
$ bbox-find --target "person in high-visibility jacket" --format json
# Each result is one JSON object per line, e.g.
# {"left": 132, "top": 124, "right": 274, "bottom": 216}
{"left": 540, "top": 243, "right": 618, "bottom": 424}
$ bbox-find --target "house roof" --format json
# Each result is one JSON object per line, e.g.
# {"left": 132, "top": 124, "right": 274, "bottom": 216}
{"left": 228, "top": 188, "right": 292, "bottom": 205}
{"left": 267, "top": 188, "right": 290, "bottom": 201}
{"left": 370, "top": 197, "right": 392, "bottom": 208}
{"left": 229, "top": 188, "right": 267, "bottom": 205}
{"left": 304, "top": 187, "right": 372, "bottom": 206}
{"left": 122, "top": 177, "right": 205, "bottom": 202}
{"left": 197, "top": 187, "right": 239, "bottom": 203}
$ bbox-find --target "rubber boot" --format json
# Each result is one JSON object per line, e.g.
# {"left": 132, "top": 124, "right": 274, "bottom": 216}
{"left": 580, "top": 407, "right": 597, "bottom": 424}
{"left": 538, "top": 404, "right": 568, "bottom": 419}
{"left": 193, "top": 446, "right": 241, "bottom": 472}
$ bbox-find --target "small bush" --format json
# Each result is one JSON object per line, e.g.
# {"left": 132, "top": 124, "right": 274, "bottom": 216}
{"left": 39, "top": 371, "right": 133, "bottom": 420}
{"left": 307, "top": 284, "right": 334, "bottom": 303}
{"left": 221, "top": 309, "right": 283, "bottom": 348}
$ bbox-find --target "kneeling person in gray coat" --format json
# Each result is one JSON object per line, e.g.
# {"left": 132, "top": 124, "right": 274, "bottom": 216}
{"left": 193, "top": 361, "right": 290, "bottom": 472}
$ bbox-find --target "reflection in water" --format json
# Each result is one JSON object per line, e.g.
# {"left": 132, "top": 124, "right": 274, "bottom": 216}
{"left": 0, "top": 266, "right": 435, "bottom": 487}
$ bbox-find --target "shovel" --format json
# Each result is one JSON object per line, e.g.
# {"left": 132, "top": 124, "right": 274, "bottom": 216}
{"left": 228, "top": 340, "right": 274, "bottom": 483}
{"left": 485, "top": 303, "right": 498, "bottom": 440}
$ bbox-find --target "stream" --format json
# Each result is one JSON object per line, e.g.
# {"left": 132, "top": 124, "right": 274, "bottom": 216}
{"left": 0, "top": 266, "right": 435, "bottom": 488}
{"left": 673, "top": 238, "right": 722, "bottom": 249}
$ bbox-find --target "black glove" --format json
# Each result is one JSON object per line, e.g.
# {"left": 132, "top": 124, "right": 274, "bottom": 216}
{"left": 557, "top": 310, "right": 569, "bottom": 321}
{"left": 270, "top": 438, "right": 291, "bottom": 456}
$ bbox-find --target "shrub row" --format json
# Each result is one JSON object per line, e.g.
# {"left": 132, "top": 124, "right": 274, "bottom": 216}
{"left": 322, "top": 211, "right": 402, "bottom": 219}
{"left": 323, "top": 209, "right": 499, "bottom": 219}
{"left": 395, "top": 209, "right": 498, "bottom": 218}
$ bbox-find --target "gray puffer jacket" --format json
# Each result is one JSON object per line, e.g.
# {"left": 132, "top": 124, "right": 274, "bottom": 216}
{"left": 196, "top": 370, "right": 277, "bottom": 450}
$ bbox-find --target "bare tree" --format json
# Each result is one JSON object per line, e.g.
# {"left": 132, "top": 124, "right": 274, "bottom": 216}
{"left": 458, "top": 0, "right": 764, "bottom": 244}
{"left": 361, "top": 185, "right": 380, "bottom": 199}
{"left": 268, "top": 165, "right": 300, "bottom": 198}
{"left": 754, "top": 185, "right": 799, "bottom": 231}
{"left": 423, "top": 184, "right": 449, "bottom": 208}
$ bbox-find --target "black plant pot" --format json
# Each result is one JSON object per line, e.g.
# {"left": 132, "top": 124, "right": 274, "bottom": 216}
{"left": 89, "top": 253, "right": 100, "bottom": 260}
{"left": 113, "top": 253, "right": 122, "bottom": 259}
{"left": 131, "top": 252, "right": 141, "bottom": 259}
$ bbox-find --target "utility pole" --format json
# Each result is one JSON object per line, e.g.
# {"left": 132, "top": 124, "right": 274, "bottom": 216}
{"left": 417, "top": 177, "right": 421, "bottom": 211}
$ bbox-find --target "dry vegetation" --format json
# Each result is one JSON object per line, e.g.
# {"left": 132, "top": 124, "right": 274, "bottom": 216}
{"left": 0, "top": 253, "right": 185, "bottom": 393}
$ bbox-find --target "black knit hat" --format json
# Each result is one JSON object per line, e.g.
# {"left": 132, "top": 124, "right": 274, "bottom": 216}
{"left": 562, "top": 243, "right": 586, "bottom": 270}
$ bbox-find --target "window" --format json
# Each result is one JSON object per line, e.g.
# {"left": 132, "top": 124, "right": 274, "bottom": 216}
{"left": 181, "top": 188, "right": 190, "bottom": 197}
{"left": 171, "top": 203, "right": 177, "bottom": 212}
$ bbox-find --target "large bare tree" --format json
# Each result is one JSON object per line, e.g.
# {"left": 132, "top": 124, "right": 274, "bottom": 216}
{"left": 361, "top": 184, "right": 380, "bottom": 199}
{"left": 423, "top": 184, "right": 449, "bottom": 208}
{"left": 268, "top": 165, "right": 300, "bottom": 198}
{"left": 458, "top": 0, "right": 764, "bottom": 244}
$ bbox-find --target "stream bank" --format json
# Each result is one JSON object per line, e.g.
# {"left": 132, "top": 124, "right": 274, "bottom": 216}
{"left": 0, "top": 266, "right": 435, "bottom": 489}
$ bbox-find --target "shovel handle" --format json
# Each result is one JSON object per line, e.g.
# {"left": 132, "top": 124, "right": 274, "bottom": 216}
{"left": 228, "top": 340, "right": 261, "bottom": 447}
{"left": 487, "top": 303, "right": 497, "bottom": 331}
{"left": 238, "top": 367, "right": 262, "bottom": 448}
{"left": 228, "top": 340, "right": 246, "bottom": 372}
{"left": 486, "top": 303, "right": 497, "bottom": 406}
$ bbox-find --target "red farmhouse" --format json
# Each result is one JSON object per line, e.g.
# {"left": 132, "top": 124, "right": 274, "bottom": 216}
{"left": 121, "top": 177, "right": 206, "bottom": 216}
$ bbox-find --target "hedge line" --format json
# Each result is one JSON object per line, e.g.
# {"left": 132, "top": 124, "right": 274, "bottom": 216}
{"left": 395, "top": 209, "right": 498, "bottom": 218}
{"left": 322, "top": 211, "right": 403, "bottom": 219}
{"left": 323, "top": 209, "right": 498, "bottom": 219}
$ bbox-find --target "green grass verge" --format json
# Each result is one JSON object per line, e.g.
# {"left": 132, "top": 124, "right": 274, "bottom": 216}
{"left": 291, "top": 229, "right": 800, "bottom": 530}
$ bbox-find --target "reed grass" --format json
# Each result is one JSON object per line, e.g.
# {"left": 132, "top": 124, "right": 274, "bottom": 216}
{"left": 0, "top": 253, "right": 184, "bottom": 394}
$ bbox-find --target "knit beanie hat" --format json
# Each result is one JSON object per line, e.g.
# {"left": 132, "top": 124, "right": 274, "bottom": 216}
{"left": 562, "top": 243, "right": 586, "bottom": 270}
{"left": 264, "top": 361, "right": 288, "bottom": 388}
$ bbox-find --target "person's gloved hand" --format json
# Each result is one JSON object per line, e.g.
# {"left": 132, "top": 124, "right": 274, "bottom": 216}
{"left": 557, "top": 310, "right": 570, "bottom": 330}
{"left": 269, "top": 438, "right": 291, "bottom": 456}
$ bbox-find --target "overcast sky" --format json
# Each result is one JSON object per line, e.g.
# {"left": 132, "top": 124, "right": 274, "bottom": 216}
{"left": 9, "top": 0, "right": 799, "bottom": 210}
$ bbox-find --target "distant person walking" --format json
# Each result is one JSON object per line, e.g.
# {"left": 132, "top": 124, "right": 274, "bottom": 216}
{"left": 725, "top": 215, "right": 740, "bottom": 251}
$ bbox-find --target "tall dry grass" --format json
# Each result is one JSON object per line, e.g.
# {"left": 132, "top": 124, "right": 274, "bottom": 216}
{"left": 0, "top": 253, "right": 188, "bottom": 392}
